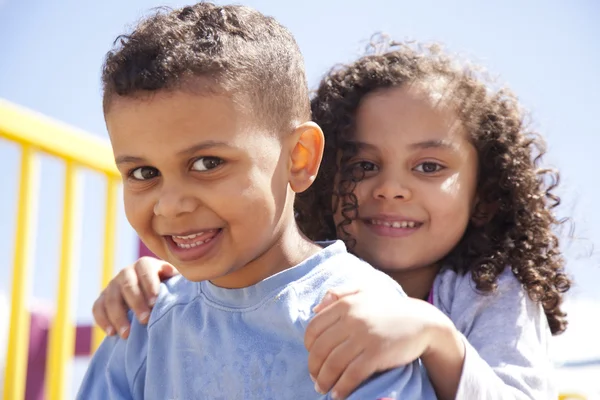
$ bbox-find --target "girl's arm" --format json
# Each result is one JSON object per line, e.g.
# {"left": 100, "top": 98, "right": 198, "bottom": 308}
{"left": 305, "top": 289, "right": 465, "bottom": 400}
{"left": 306, "top": 267, "right": 555, "bottom": 400}
{"left": 433, "top": 267, "right": 556, "bottom": 399}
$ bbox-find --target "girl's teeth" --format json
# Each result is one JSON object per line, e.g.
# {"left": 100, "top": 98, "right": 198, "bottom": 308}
{"left": 371, "top": 220, "right": 417, "bottom": 228}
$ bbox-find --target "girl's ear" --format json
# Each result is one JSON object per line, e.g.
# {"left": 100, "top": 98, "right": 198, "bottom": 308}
{"left": 470, "top": 196, "right": 499, "bottom": 227}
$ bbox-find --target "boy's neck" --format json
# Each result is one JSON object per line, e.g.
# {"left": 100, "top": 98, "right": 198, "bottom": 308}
{"left": 209, "top": 222, "right": 321, "bottom": 289}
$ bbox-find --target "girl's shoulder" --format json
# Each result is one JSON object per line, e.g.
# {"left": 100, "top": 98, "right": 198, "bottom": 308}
{"left": 433, "top": 266, "right": 520, "bottom": 307}
{"left": 432, "top": 266, "right": 549, "bottom": 337}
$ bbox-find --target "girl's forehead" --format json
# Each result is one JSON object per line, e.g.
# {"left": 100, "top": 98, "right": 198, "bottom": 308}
{"left": 354, "top": 86, "right": 467, "bottom": 146}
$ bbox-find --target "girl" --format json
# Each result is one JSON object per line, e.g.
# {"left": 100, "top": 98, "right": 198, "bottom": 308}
{"left": 92, "top": 39, "right": 570, "bottom": 399}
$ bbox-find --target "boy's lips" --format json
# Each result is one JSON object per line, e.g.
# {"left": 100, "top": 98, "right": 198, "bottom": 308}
{"left": 170, "top": 229, "right": 220, "bottom": 247}
{"left": 164, "top": 228, "right": 222, "bottom": 262}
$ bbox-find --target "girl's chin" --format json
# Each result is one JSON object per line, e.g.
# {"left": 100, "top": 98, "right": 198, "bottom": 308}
{"left": 369, "top": 259, "right": 439, "bottom": 275}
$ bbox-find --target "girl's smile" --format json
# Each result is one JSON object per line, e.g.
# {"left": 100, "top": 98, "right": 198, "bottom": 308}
{"left": 333, "top": 85, "right": 479, "bottom": 296}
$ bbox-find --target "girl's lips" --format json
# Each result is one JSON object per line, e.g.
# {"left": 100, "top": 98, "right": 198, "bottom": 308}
{"left": 363, "top": 219, "right": 422, "bottom": 238}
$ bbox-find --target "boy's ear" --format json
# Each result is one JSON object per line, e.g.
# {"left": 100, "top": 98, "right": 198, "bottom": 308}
{"left": 288, "top": 122, "right": 324, "bottom": 193}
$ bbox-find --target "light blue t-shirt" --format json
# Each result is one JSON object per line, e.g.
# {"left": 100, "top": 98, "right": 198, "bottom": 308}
{"left": 77, "top": 241, "right": 435, "bottom": 399}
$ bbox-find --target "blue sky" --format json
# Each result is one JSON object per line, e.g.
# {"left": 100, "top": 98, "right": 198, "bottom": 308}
{"left": 0, "top": 0, "right": 599, "bottom": 387}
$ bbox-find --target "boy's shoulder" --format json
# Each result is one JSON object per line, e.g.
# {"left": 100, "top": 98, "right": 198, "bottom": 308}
{"left": 292, "top": 241, "right": 407, "bottom": 302}
{"left": 148, "top": 274, "right": 200, "bottom": 325}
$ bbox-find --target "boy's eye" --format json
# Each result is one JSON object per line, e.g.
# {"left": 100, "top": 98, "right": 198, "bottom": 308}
{"left": 414, "top": 162, "right": 444, "bottom": 174}
{"left": 192, "top": 157, "right": 224, "bottom": 171}
{"left": 131, "top": 167, "right": 159, "bottom": 181}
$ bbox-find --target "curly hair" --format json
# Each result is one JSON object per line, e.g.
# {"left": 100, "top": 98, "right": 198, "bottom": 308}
{"left": 101, "top": 2, "right": 310, "bottom": 131}
{"left": 296, "top": 38, "right": 571, "bottom": 334}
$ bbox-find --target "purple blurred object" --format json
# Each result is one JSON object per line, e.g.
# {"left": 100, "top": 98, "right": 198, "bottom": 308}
{"left": 25, "top": 309, "right": 91, "bottom": 400}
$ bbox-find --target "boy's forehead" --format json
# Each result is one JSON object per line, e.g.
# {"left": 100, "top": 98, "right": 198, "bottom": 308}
{"left": 106, "top": 89, "right": 277, "bottom": 133}
{"left": 105, "top": 90, "right": 281, "bottom": 154}
{"left": 106, "top": 90, "right": 238, "bottom": 130}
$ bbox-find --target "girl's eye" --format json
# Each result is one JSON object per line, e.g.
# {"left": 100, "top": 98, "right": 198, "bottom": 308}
{"left": 414, "top": 162, "right": 445, "bottom": 174}
{"left": 131, "top": 167, "right": 159, "bottom": 181}
{"left": 353, "top": 161, "right": 378, "bottom": 172}
{"left": 192, "top": 157, "right": 224, "bottom": 171}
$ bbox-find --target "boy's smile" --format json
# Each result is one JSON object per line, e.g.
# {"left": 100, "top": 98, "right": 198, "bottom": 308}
{"left": 106, "top": 90, "right": 320, "bottom": 287}
{"left": 165, "top": 228, "right": 223, "bottom": 262}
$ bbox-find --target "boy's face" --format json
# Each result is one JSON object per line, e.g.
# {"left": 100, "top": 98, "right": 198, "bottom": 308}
{"left": 333, "top": 85, "right": 479, "bottom": 288}
{"left": 106, "top": 90, "right": 317, "bottom": 287}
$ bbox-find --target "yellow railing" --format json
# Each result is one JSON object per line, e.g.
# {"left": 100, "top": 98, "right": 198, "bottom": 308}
{"left": 0, "top": 98, "right": 120, "bottom": 400}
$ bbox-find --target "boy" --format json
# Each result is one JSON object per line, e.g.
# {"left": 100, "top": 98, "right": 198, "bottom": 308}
{"left": 77, "top": 3, "right": 434, "bottom": 399}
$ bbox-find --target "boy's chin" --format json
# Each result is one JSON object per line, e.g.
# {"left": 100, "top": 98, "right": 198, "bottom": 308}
{"left": 168, "top": 261, "right": 228, "bottom": 283}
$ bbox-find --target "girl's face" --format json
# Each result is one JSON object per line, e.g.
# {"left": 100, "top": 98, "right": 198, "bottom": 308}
{"left": 333, "top": 85, "right": 479, "bottom": 282}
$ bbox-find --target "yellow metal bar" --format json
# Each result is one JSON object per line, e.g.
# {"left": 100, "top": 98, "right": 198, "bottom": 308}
{"left": 3, "top": 146, "right": 38, "bottom": 400}
{"left": 0, "top": 98, "right": 119, "bottom": 178}
{"left": 46, "top": 161, "right": 80, "bottom": 400}
{"left": 559, "top": 394, "right": 587, "bottom": 400}
{"left": 92, "top": 177, "right": 119, "bottom": 352}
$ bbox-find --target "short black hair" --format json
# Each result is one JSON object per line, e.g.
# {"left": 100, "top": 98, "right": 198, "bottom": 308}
{"left": 102, "top": 2, "right": 310, "bottom": 132}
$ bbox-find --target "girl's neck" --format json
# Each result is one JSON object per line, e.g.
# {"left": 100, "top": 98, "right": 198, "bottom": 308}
{"left": 382, "top": 263, "right": 441, "bottom": 299}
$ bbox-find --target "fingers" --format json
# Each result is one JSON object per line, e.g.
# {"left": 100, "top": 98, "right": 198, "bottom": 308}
{"left": 102, "top": 277, "right": 132, "bottom": 338}
{"left": 308, "top": 319, "right": 352, "bottom": 379}
{"left": 92, "top": 291, "right": 115, "bottom": 337}
{"left": 312, "top": 287, "right": 360, "bottom": 314}
{"left": 329, "top": 352, "right": 376, "bottom": 400}
{"left": 157, "top": 261, "right": 179, "bottom": 280}
{"left": 118, "top": 266, "right": 151, "bottom": 326}
{"left": 91, "top": 257, "right": 176, "bottom": 340}
{"left": 135, "top": 257, "right": 172, "bottom": 307}
{"left": 305, "top": 300, "right": 343, "bottom": 351}
{"left": 312, "top": 291, "right": 339, "bottom": 314}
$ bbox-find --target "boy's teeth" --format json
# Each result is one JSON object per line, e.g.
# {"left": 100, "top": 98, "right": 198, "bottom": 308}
{"left": 171, "top": 229, "right": 219, "bottom": 249}
{"left": 175, "top": 237, "right": 213, "bottom": 249}
{"left": 371, "top": 220, "right": 416, "bottom": 228}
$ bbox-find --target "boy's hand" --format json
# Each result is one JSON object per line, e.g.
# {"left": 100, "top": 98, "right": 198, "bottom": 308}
{"left": 92, "top": 257, "right": 178, "bottom": 339}
{"left": 304, "top": 289, "right": 456, "bottom": 400}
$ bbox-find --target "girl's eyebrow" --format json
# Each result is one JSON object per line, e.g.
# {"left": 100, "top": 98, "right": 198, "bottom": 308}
{"left": 408, "top": 139, "right": 459, "bottom": 151}
{"left": 353, "top": 139, "right": 459, "bottom": 152}
{"left": 353, "top": 141, "right": 378, "bottom": 151}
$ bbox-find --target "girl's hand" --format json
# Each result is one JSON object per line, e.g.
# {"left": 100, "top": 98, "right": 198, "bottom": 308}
{"left": 304, "top": 288, "right": 463, "bottom": 400}
{"left": 92, "top": 257, "right": 179, "bottom": 338}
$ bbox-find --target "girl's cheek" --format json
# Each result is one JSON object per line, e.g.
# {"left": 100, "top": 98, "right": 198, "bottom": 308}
{"left": 439, "top": 173, "right": 461, "bottom": 197}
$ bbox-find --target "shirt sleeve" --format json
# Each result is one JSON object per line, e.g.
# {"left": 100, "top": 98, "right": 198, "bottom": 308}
{"left": 333, "top": 361, "right": 435, "bottom": 400}
{"left": 76, "top": 315, "right": 148, "bottom": 400}
{"left": 435, "top": 268, "right": 556, "bottom": 399}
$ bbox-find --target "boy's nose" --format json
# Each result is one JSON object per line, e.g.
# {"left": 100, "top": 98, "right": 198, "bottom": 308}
{"left": 153, "top": 189, "right": 199, "bottom": 218}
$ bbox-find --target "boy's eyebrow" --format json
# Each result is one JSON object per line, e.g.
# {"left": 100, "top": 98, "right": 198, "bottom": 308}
{"left": 177, "top": 140, "right": 231, "bottom": 156}
{"left": 115, "top": 155, "right": 145, "bottom": 165}
{"left": 115, "top": 140, "right": 231, "bottom": 165}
